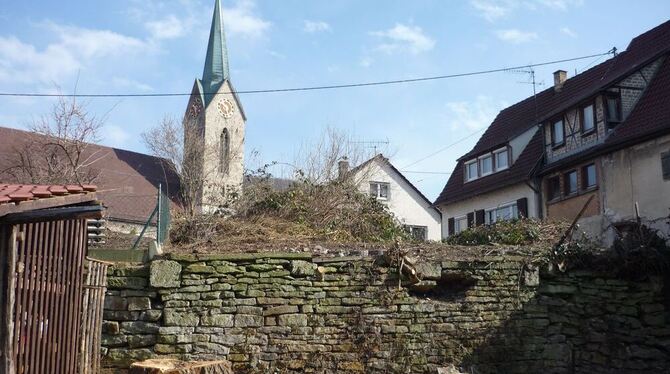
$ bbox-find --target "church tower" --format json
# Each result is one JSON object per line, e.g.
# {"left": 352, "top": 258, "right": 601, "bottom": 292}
{"left": 184, "top": 0, "right": 246, "bottom": 212}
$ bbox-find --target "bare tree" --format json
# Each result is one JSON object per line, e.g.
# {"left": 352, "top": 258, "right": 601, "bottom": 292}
{"left": 142, "top": 115, "right": 203, "bottom": 216}
{"left": 3, "top": 95, "right": 105, "bottom": 185}
{"left": 293, "top": 126, "right": 376, "bottom": 184}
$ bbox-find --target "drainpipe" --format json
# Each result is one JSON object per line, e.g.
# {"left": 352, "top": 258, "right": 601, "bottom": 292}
{"left": 524, "top": 178, "right": 544, "bottom": 219}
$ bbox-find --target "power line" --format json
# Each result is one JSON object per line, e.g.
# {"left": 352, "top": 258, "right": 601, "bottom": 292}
{"left": 402, "top": 128, "right": 485, "bottom": 169}
{"left": 400, "top": 170, "right": 452, "bottom": 175}
{"left": 0, "top": 51, "right": 614, "bottom": 99}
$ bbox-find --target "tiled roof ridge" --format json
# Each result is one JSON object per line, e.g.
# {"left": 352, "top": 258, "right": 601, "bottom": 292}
{"left": 0, "top": 183, "right": 97, "bottom": 205}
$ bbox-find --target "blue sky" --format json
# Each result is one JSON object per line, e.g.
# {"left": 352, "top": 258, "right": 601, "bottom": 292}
{"left": 0, "top": 1, "right": 668, "bottom": 200}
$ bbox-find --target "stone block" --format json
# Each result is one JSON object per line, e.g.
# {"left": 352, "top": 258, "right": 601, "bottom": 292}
{"left": 107, "top": 277, "right": 148, "bottom": 290}
{"left": 150, "top": 260, "right": 182, "bottom": 288}
{"left": 102, "top": 321, "right": 120, "bottom": 335}
{"left": 277, "top": 314, "right": 308, "bottom": 327}
{"left": 415, "top": 262, "right": 442, "bottom": 280}
{"left": 164, "top": 310, "right": 200, "bottom": 327}
{"left": 264, "top": 305, "right": 299, "bottom": 316}
{"left": 127, "top": 334, "right": 158, "bottom": 348}
{"left": 127, "top": 297, "right": 152, "bottom": 311}
{"left": 139, "top": 310, "right": 163, "bottom": 322}
{"left": 104, "top": 295, "right": 128, "bottom": 311}
{"left": 102, "top": 334, "right": 127, "bottom": 347}
{"left": 105, "top": 348, "right": 153, "bottom": 367}
{"left": 185, "top": 264, "right": 216, "bottom": 274}
{"left": 120, "top": 321, "right": 160, "bottom": 334}
{"left": 193, "top": 342, "right": 230, "bottom": 355}
{"left": 234, "top": 314, "right": 263, "bottom": 327}
{"left": 201, "top": 314, "right": 234, "bottom": 327}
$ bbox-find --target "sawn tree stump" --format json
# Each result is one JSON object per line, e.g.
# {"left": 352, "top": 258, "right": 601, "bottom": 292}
{"left": 129, "top": 359, "right": 234, "bottom": 374}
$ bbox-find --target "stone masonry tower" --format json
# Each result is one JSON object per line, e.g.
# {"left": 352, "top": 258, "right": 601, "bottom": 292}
{"left": 183, "top": 0, "right": 246, "bottom": 212}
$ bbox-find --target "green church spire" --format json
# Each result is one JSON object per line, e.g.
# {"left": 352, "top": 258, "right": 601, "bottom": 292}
{"left": 201, "top": 0, "right": 230, "bottom": 106}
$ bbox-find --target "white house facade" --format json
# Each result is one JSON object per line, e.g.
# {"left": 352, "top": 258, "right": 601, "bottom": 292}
{"left": 346, "top": 155, "right": 442, "bottom": 241}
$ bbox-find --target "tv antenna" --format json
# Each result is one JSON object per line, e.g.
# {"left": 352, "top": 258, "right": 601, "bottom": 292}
{"left": 507, "top": 66, "right": 544, "bottom": 124}
{"left": 349, "top": 138, "right": 390, "bottom": 155}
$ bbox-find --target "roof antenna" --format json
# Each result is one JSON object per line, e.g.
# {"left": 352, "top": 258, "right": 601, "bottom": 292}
{"left": 507, "top": 66, "right": 543, "bottom": 126}
{"left": 349, "top": 138, "right": 390, "bottom": 155}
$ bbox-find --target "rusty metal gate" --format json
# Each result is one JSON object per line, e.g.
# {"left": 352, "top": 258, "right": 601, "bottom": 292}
{"left": 2, "top": 218, "right": 90, "bottom": 374}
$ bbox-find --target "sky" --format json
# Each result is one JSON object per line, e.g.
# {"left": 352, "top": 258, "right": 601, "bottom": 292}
{"left": 0, "top": 0, "right": 668, "bottom": 201}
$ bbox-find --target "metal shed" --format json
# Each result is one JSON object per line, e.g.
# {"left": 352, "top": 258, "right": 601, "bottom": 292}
{"left": 0, "top": 184, "right": 108, "bottom": 374}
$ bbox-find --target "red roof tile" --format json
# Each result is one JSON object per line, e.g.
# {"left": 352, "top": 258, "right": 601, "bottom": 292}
{"left": 0, "top": 183, "right": 96, "bottom": 205}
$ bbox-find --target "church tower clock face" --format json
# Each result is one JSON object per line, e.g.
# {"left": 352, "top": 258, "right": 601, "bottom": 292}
{"left": 217, "top": 98, "right": 235, "bottom": 119}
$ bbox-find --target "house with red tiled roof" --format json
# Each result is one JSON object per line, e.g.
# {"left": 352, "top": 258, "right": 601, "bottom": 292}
{"left": 0, "top": 126, "right": 180, "bottom": 231}
{"left": 435, "top": 20, "right": 670, "bottom": 242}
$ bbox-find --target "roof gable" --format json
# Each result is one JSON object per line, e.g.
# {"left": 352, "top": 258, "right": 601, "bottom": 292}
{"left": 353, "top": 154, "right": 440, "bottom": 214}
{"left": 462, "top": 20, "right": 670, "bottom": 160}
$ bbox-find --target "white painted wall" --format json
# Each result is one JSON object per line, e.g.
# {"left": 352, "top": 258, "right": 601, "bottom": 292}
{"left": 437, "top": 182, "right": 538, "bottom": 239}
{"left": 509, "top": 127, "right": 538, "bottom": 163}
{"left": 353, "top": 159, "right": 442, "bottom": 241}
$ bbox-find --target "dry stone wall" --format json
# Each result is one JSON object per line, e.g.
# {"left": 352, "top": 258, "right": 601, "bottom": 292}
{"left": 101, "top": 252, "right": 670, "bottom": 373}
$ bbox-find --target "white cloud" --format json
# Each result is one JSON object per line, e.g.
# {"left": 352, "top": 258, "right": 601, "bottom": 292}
{"left": 303, "top": 20, "right": 331, "bottom": 33}
{"left": 102, "top": 124, "right": 131, "bottom": 148}
{"left": 360, "top": 57, "right": 373, "bottom": 68}
{"left": 537, "top": 0, "right": 584, "bottom": 10}
{"left": 495, "top": 29, "right": 538, "bottom": 44}
{"left": 470, "top": 0, "right": 583, "bottom": 21}
{"left": 371, "top": 23, "right": 435, "bottom": 54}
{"left": 560, "top": 27, "right": 578, "bottom": 38}
{"left": 0, "top": 24, "right": 147, "bottom": 85}
{"left": 223, "top": 0, "right": 271, "bottom": 38}
{"left": 470, "top": 0, "right": 514, "bottom": 22}
{"left": 445, "top": 96, "right": 506, "bottom": 131}
{"left": 145, "top": 15, "right": 186, "bottom": 40}
{"left": 112, "top": 77, "right": 153, "bottom": 92}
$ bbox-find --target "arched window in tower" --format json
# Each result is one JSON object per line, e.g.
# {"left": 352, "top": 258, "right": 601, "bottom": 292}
{"left": 220, "top": 128, "right": 230, "bottom": 174}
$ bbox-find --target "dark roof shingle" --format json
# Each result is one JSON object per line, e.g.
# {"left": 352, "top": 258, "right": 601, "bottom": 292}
{"left": 436, "top": 20, "right": 670, "bottom": 206}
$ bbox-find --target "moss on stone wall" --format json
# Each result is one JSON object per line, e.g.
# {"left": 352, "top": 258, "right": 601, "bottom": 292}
{"left": 102, "top": 251, "right": 670, "bottom": 373}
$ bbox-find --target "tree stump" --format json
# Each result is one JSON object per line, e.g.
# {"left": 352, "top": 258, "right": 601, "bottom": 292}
{"left": 129, "top": 359, "right": 234, "bottom": 374}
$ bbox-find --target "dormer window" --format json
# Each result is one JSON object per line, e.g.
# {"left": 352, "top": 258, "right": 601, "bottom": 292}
{"left": 464, "top": 146, "right": 511, "bottom": 182}
{"left": 551, "top": 119, "right": 565, "bottom": 147}
{"left": 465, "top": 160, "right": 478, "bottom": 181}
{"left": 494, "top": 148, "right": 509, "bottom": 170}
{"left": 479, "top": 154, "right": 493, "bottom": 176}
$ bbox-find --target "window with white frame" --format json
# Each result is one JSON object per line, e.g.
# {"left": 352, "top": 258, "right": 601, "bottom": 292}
{"left": 479, "top": 154, "right": 493, "bottom": 176}
{"left": 464, "top": 146, "right": 510, "bottom": 182}
{"left": 494, "top": 148, "right": 509, "bottom": 170}
{"left": 485, "top": 203, "right": 519, "bottom": 224}
{"left": 404, "top": 225, "right": 428, "bottom": 241}
{"left": 465, "top": 160, "right": 478, "bottom": 181}
{"left": 369, "top": 182, "right": 390, "bottom": 200}
{"left": 455, "top": 216, "right": 468, "bottom": 233}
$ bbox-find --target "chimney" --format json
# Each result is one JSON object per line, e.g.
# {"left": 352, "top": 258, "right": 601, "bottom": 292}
{"left": 338, "top": 157, "right": 350, "bottom": 180}
{"left": 553, "top": 70, "right": 567, "bottom": 92}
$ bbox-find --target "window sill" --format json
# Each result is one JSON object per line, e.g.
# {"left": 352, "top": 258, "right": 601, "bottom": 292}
{"left": 546, "top": 186, "right": 599, "bottom": 205}
{"left": 581, "top": 129, "right": 596, "bottom": 137}
{"left": 552, "top": 142, "right": 565, "bottom": 150}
